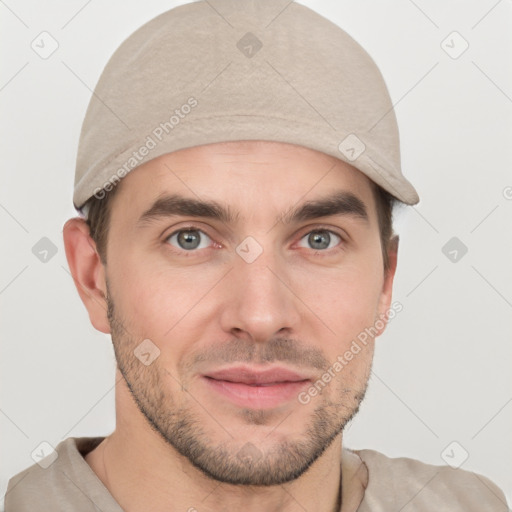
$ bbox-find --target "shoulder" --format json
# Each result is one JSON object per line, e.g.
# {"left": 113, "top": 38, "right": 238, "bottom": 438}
{"left": 5, "top": 437, "right": 109, "bottom": 512}
{"left": 352, "top": 448, "right": 508, "bottom": 511}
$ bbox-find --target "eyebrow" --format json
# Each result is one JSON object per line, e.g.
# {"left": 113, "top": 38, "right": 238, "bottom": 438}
{"left": 136, "top": 191, "right": 369, "bottom": 228}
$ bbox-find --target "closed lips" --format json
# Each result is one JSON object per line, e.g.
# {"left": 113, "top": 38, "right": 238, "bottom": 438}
{"left": 203, "top": 367, "right": 312, "bottom": 385}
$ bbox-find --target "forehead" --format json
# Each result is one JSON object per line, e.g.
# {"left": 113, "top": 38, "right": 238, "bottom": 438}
{"left": 109, "top": 141, "right": 378, "bottom": 225}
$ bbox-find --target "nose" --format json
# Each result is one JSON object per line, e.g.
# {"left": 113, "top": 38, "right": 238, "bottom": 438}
{"left": 219, "top": 243, "right": 302, "bottom": 343}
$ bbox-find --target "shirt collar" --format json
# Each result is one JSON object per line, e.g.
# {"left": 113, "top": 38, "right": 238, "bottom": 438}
{"left": 340, "top": 448, "right": 369, "bottom": 512}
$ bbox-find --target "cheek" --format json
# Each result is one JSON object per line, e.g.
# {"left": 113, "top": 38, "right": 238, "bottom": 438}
{"left": 108, "top": 252, "right": 219, "bottom": 361}
{"left": 105, "top": 247, "right": 164, "bottom": 340}
{"left": 306, "top": 263, "right": 382, "bottom": 324}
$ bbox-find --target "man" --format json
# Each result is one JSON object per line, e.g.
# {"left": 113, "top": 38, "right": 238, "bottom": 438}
{"left": 5, "top": 0, "right": 508, "bottom": 510}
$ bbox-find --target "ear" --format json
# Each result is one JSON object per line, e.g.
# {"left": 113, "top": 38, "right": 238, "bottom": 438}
{"left": 62, "top": 217, "right": 111, "bottom": 334}
{"left": 375, "top": 234, "right": 399, "bottom": 337}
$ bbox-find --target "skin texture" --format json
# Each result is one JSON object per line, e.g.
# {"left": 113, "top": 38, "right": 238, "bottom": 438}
{"left": 63, "top": 140, "right": 398, "bottom": 512}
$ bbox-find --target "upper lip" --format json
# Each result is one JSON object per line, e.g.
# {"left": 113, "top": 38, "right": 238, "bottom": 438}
{"left": 203, "top": 366, "right": 312, "bottom": 385}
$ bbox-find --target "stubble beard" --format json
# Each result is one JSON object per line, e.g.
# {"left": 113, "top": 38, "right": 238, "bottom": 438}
{"left": 106, "top": 290, "right": 370, "bottom": 486}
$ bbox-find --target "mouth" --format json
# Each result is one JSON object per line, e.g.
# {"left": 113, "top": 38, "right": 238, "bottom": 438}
{"left": 201, "top": 366, "right": 312, "bottom": 409}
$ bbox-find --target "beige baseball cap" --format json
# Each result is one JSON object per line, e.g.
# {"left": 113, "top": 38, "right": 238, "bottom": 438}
{"left": 73, "top": 0, "right": 419, "bottom": 212}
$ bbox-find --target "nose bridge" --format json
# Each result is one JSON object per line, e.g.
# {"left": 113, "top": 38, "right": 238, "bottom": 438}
{"left": 221, "top": 235, "right": 300, "bottom": 341}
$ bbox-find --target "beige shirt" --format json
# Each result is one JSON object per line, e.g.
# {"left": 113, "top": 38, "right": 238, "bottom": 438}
{"left": 5, "top": 437, "right": 508, "bottom": 511}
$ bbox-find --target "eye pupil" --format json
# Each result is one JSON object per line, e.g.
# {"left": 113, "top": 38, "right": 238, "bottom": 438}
{"left": 309, "top": 231, "right": 330, "bottom": 250}
{"left": 178, "top": 230, "right": 201, "bottom": 250}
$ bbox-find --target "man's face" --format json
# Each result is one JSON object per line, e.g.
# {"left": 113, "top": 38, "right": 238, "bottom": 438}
{"left": 101, "top": 140, "right": 395, "bottom": 485}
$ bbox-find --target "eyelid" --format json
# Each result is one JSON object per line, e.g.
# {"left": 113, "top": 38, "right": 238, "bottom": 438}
{"left": 294, "top": 224, "right": 348, "bottom": 243}
{"left": 163, "top": 222, "right": 215, "bottom": 240}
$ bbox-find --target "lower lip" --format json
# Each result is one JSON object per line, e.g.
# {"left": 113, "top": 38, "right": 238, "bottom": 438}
{"left": 203, "top": 377, "right": 310, "bottom": 409}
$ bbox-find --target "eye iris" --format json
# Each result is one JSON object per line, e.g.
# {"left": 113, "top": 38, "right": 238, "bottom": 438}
{"left": 309, "top": 231, "right": 330, "bottom": 250}
{"left": 177, "top": 230, "right": 201, "bottom": 250}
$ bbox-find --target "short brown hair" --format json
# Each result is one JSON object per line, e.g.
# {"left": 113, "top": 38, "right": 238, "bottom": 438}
{"left": 82, "top": 181, "right": 398, "bottom": 273}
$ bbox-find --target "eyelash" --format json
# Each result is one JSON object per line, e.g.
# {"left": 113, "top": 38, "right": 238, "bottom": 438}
{"left": 163, "top": 225, "right": 346, "bottom": 257}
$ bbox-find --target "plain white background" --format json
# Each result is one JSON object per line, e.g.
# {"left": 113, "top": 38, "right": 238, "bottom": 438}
{"left": 1, "top": 0, "right": 511, "bottom": 508}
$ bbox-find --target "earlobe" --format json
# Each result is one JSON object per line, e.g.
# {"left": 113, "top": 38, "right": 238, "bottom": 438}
{"left": 62, "top": 218, "right": 111, "bottom": 334}
{"left": 375, "top": 235, "right": 399, "bottom": 337}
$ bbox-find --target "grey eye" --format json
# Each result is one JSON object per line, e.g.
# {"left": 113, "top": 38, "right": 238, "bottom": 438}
{"left": 298, "top": 230, "right": 341, "bottom": 251}
{"left": 166, "top": 229, "right": 212, "bottom": 251}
